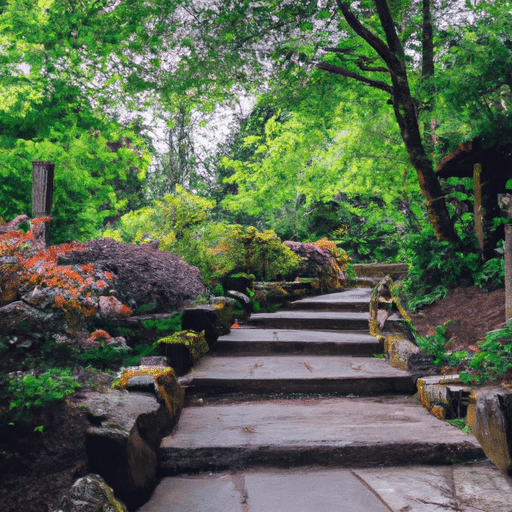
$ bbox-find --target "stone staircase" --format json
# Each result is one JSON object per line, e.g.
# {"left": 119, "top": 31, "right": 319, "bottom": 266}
{"left": 137, "top": 285, "right": 512, "bottom": 512}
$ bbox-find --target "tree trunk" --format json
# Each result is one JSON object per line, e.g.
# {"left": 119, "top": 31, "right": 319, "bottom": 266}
{"left": 336, "top": 0, "right": 460, "bottom": 243}
{"left": 389, "top": 73, "right": 459, "bottom": 242}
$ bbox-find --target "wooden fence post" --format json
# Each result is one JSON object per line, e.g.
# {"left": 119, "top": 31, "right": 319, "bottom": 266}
{"left": 473, "top": 163, "right": 484, "bottom": 255}
{"left": 32, "top": 161, "right": 55, "bottom": 218}
{"left": 32, "top": 161, "right": 55, "bottom": 246}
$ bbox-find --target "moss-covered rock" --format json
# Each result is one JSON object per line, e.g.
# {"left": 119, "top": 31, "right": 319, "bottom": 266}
{"left": 57, "top": 473, "right": 127, "bottom": 512}
{"left": 156, "top": 330, "right": 209, "bottom": 375}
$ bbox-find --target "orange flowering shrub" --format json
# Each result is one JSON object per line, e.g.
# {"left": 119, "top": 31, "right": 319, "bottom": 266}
{"left": 90, "top": 330, "right": 111, "bottom": 341}
{"left": 118, "top": 304, "right": 133, "bottom": 317}
{"left": 80, "top": 264, "right": 94, "bottom": 274}
{"left": 0, "top": 218, "right": 127, "bottom": 333}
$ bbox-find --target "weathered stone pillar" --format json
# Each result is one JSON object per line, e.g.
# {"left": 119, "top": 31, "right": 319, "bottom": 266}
{"left": 32, "top": 161, "right": 55, "bottom": 218}
{"left": 498, "top": 194, "right": 512, "bottom": 320}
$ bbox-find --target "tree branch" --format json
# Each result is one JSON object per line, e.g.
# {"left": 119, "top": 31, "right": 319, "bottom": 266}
{"left": 335, "top": 0, "right": 399, "bottom": 70}
{"left": 356, "top": 59, "right": 388, "bottom": 73}
{"left": 313, "top": 60, "right": 393, "bottom": 94}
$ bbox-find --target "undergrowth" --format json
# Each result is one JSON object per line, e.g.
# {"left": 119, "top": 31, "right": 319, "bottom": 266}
{"left": 412, "top": 319, "right": 512, "bottom": 385}
{"left": 4, "top": 369, "right": 80, "bottom": 425}
{"left": 400, "top": 223, "right": 504, "bottom": 311}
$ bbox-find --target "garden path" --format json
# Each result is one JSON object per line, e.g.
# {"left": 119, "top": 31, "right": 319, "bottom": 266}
{"left": 139, "top": 286, "right": 512, "bottom": 512}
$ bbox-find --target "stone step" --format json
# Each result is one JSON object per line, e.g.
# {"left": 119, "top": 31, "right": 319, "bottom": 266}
{"left": 158, "top": 396, "right": 484, "bottom": 475}
{"left": 178, "top": 355, "right": 414, "bottom": 396}
{"left": 245, "top": 311, "right": 370, "bottom": 331}
{"left": 352, "top": 262, "right": 408, "bottom": 279}
{"left": 214, "top": 329, "right": 383, "bottom": 356}
{"left": 142, "top": 462, "right": 512, "bottom": 512}
{"left": 288, "top": 288, "right": 373, "bottom": 312}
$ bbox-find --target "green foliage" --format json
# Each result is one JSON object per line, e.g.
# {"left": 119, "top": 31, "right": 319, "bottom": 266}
{"left": 141, "top": 313, "right": 183, "bottom": 332}
{"left": 307, "top": 196, "right": 409, "bottom": 263}
{"left": 6, "top": 369, "right": 79, "bottom": 423}
{"left": 210, "top": 225, "right": 303, "bottom": 282}
{"left": 413, "top": 319, "right": 512, "bottom": 386}
{"left": 77, "top": 345, "right": 131, "bottom": 370}
{"left": 0, "top": 121, "right": 149, "bottom": 244}
{"left": 219, "top": 87, "right": 417, "bottom": 243}
{"left": 134, "top": 303, "right": 158, "bottom": 315}
{"left": 434, "top": 5, "right": 512, "bottom": 146}
{"left": 103, "top": 185, "right": 222, "bottom": 284}
{"left": 474, "top": 256, "right": 505, "bottom": 291}
{"left": 447, "top": 419, "right": 472, "bottom": 434}
{"left": 399, "top": 223, "right": 498, "bottom": 311}
{"left": 415, "top": 321, "right": 468, "bottom": 366}
{"left": 0, "top": 0, "right": 156, "bottom": 242}
{"left": 122, "top": 343, "right": 159, "bottom": 367}
{"left": 460, "top": 321, "right": 512, "bottom": 385}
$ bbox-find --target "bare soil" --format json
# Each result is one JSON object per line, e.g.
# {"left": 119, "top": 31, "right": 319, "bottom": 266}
{"left": 408, "top": 286, "right": 506, "bottom": 351}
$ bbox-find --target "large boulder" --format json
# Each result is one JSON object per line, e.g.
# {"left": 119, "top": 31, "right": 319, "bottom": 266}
{"left": 0, "top": 300, "right": 58, "bottom": 346}
{"left": 59, "top": 238, "right": 205, "bottom": 313}
{"left": 467, "top": 389, "right": 512, "bottom": 475}
{"left": 284, "top": 240, "right": 346, "bottom": 291}
{"left": 85, "top": 378, "right": 183, "bottom": 511}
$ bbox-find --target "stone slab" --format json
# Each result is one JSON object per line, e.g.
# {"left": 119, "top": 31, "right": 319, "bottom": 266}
{"left": 289, "top": 289, "right": 373, "bottom": 311}
{"left": 353, "top": 465, "right": 456, "bottom": 511}
{"left": 453, "top": 461, "right": 512, "bottom": 511}
{"left": 159, "top": 397, "right": 484, "bottom": 473}
{"left": 243, "top": 469, "right": 390, "bottom": 512}
{"left": 141, "top": 463, "right": 511, "bottom": 512}
{"left": 352, "top": 262, "right": 408, "bottom": 278}
{"left": 138, "top": 473, "right": 243, "bottom": 512}
{"left": 215, "top": 329, "right": 382, "bottom": 356}
{"left": 179, "top": 355, "right": 414, "bottom": 395}
{"left": 246, "top": 311, "right": 370, "bottom": 330}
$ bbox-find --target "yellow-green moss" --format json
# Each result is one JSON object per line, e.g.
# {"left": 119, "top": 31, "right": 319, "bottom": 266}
{"left": 157, "top": 330, "right": 209, "bottom": 362}
{"left": 113, "top": 366, "right": 184, "bottom": 416}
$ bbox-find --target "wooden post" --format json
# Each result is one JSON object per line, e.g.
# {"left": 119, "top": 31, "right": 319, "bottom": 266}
{"left": 32, "top": 161, "right": 55, "bottom": 247}
{"left": 498, "top": 194, "right": 512, "bottom": 321}
{"left": 473, "top": 163, "right": 484, "bottom": 255}
{"left": 32, "top": 161, "right": 55, "bottom": 218}
{"left": 506, "top": 224, "right": 512, "bottom": 321}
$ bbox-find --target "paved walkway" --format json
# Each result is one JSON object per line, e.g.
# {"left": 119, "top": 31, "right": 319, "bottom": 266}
{"left": 139, "top": 288, "right": 512, "bottom": 512}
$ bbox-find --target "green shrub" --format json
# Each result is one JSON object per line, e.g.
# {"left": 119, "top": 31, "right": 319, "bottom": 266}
{"left": 141, "top": 313, "right": 182, "bottom": 332}
{"left": 413, "top": 320, "right": 512, "bottom": 385}
{"left": 415, "top": 321, "right": 468, "bottom": 367}
{"left": 400, "top": 224, "right": 492, "bottom": 311}
{"left": 460, "top": 321, "right": 512, "bottom": 384}
{"left": 5, "top": 369, "right": 80, "bottom": 423}
{"left": 209, "top": 225, "right": 302, "bottom": 281}
{"left": 77, "top": 345, "right": 131, "bottom": 369}
{"left": 474, "top": 255, "right": 505, "bottom": 291}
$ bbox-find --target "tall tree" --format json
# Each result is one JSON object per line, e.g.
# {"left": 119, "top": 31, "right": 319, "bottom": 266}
{"left": 150, "top": 0, "right": 470, "bottom": 241}
{"left": 315, "top": 0, "right": 458, "bottom": 241}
